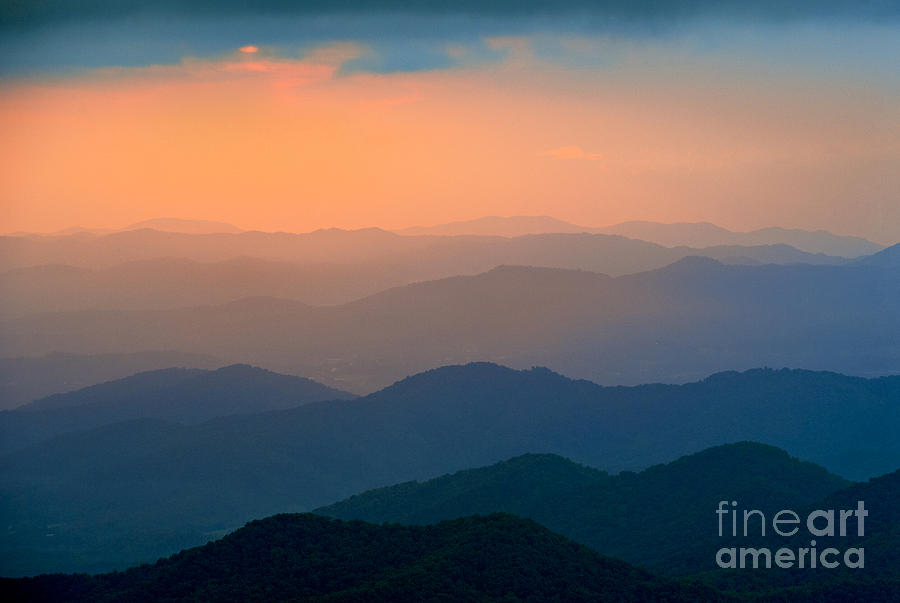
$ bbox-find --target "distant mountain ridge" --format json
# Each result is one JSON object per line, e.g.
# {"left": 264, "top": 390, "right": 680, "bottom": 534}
{"left": 597, "top": 221, "right": 885, "bottom": 257}
{"left": 14, "top": 218, "right": 245, "bottom": 237}
{"left": 856, "top": 241, "right": 900, "bottom": 267}
{"left": 0, "top": 234, "right": 859, "bottom": 323}
{"left": 121, "top": 218, "right": 244, "bottom": 234}
{"left": 0, "top": 256, "right": 410, "bottom": 319}
{"left": 11, "top": 216, "right": 885, "bottom": 258}
{"left": 0, "top": 351, "right": 222, "bottom": 410}
{"left": 396, "top": 215, "right": 589, "bottom": 237}
{"left": 395, "top": 216, "right": 884, "bottom": 257}
{"left": 0, "top": 226, "right": 849, "bottom": 276}
{"left": 0, "top": 364, "right": 356, "bottom": 453}
{"left": 3, "top": 257, "right": 896, "bottom": 393}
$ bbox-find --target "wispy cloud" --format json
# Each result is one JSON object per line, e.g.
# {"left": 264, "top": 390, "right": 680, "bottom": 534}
{"left": 19, "top": 43, "right": 369, "bottom": 91}
{"left": 539, "top": 146, "right": 604, "bottom": 161}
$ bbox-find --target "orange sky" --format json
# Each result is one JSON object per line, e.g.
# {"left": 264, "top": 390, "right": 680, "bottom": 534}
{"left": 1, "top": 38, "right": 898, "bottom": 242}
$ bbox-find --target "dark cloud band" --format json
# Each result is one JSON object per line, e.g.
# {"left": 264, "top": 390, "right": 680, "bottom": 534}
{"left": 3, "top": 1, "right": 898, "bottom": 30}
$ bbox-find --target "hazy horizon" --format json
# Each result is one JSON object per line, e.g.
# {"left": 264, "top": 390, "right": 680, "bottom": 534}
{"left": 5, "top": 214, "right": 897, "bottom": 246}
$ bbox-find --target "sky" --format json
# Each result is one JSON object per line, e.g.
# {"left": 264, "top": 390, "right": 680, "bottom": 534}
{"left": 1, "top": 2, "right": 898, "bottom": 242}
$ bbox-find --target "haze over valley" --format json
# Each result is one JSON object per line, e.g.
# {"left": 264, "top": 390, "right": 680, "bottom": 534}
{"left": 2, "top": 218, "right": 897, "bottom": 395}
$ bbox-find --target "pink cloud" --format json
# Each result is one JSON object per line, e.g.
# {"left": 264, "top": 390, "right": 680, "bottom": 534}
{"left": 31, "top": 43, "right": 368, "bottom": 92}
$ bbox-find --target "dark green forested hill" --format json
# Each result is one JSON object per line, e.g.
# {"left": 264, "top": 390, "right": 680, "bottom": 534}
{"left": 317, "top": 447, "right": 900, "bottom": 599}
{"left": 696, "top": 467, "right": 900, "bottom": 596}
{"left": 315, "top": 442, "right": 851, "bottom": 574}
{"left": 0, "top": 514, "right": 727, "bottom": 602}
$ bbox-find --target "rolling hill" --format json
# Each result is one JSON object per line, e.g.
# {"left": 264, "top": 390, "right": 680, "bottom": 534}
{"left": 4, "top": 456, "right": 897, "bottom": 600}
{"left": 316, "top": 443, "right": 851, "bottom": 574}
{"left": 0, "top": 351, "right": 222, "bottom": 410}
{"left": 596, "top": 221, "right": 884, "bottom": 257}
{"left": 1, "top": 363, "right": 896, "bottom": 576}
{"left": 317, "top": 447, "right": 900, "bottom": 597}
{"left": 856, "top": 241, "right": 900, "bottom": 268}
{"left": 697, "top": 467, "right": 900, "bottom": 595}
{"left": 0, "top": 514, "right": 726, "bottom": 602}
{"left": 0, "top": 364, "right": 356, "bottom": 453}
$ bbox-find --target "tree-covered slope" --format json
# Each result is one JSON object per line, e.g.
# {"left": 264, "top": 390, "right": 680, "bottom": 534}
{"left": 2, "top": 363, "right": 897, "bottom": 576}
{"left": 0, "top": 514, "right": 727, "bottom": 602}
{"left": 316, "top": 443, "right": 851, "bottom": 574}
{"left": 696, "top": 468, "right": 900, "bottom": 597}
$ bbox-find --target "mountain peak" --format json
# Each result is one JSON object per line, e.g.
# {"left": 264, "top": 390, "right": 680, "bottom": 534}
{"left": 368, "top": 362, "right": 579, "bottom": 405}
{"left": 856, "top": 241, "right": 900, "bottom": 267}
{"left": 2, "top": 364, "right": 356, "bottom": 454}
{"left": 395, "top": 215, "right": 591, "bottom": 237}
{"left": 655, "top": 255, "right": 724, "bottom": 273}
{"left": 212, "top": 363, "right": 270, "bottom": 376}
{"left": 122, "top": 218, "right": 244, "bottom": 234}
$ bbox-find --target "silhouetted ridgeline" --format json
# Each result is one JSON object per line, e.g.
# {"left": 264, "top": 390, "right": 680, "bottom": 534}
{"left": 0, "top": 229, "right": 859, "bottom": 322}
{"left": 4, "top": 477, "right": 898, "bottom": 602}
{"left": 0, "top": 364, "right": 356, "bottom": 453}
{"left": 0, "top": 228, "right": 852, "bottom": 273}
{"left": 2, "top": 252, "right": 897, "bottom": 393}
{"left": 398, "top": 216, "right": 884, "bottom": 257}
{"left": 1, "top": 364, "right": 897, "bottom": 576}
{"left": 315, "top": 445, "right": 900, "bottom": 594}
{"left": 856, "top": 240, "right": 900, "bottom": 267}
{"left": 0, "top": 514, "right": 727, "bottom": 602}
{"left": 0, "top": 351, "right": 220, "bottom": 410}
{"left": 316, "top": 443, "right": 851, "bottom": 573}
